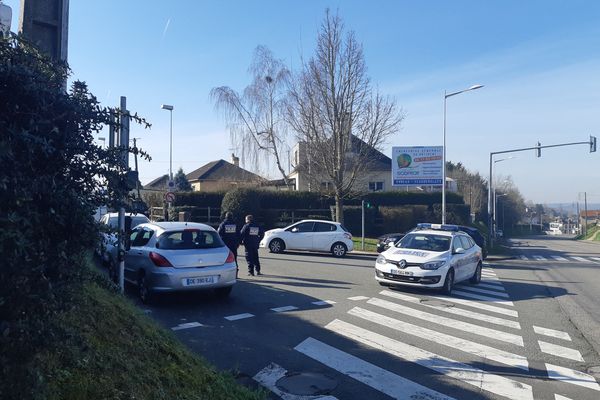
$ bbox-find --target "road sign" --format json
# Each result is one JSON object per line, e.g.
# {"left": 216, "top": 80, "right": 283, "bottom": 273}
{"left": 164, "top": 192, "right": 175, "bottom": 203}
{"left": 167, "top": 179, "right": 176, "bottom": 191}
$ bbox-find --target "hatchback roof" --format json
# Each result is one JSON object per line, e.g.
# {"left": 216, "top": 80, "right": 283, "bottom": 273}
{"left": 294, "top": 219, "right": 339, "bottom": 224}
{"left": 149, "top": 221, "right": 214, "bottom": 231}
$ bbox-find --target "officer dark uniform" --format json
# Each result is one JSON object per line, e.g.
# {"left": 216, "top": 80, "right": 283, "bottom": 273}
{"left": 217, "top": 212, "right": 239, "bottom": 269}
{"left": 240, "top": 214, "right": 264, "bottom": 276}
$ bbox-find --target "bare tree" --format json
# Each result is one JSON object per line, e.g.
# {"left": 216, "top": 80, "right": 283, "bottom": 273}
{"left": 211, "top": 46, "right": 291, "bottom": 185}
{"left": 287, "top": 10, "right": 404, "bottom": 222}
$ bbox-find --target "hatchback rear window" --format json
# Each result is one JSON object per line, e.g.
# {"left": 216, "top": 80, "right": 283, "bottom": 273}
{"left": 157, "top": 230, "right": 224, "bottom": 250}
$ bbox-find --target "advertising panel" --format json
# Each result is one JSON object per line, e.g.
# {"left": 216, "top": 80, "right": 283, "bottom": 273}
{"left": 392, "top": 146, "right": 443, "bottom": 186}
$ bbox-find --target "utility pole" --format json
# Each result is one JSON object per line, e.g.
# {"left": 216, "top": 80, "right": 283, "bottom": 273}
{"left": 584, "top": 192, "right": 588, "bottom": 237}
{"left": 361, "top": 200, "right": 365, "bottom": 251}
{"left": 117, "top": 96, "right": 129, "bottom": 293}
{"left": 19, "top": 0, "right": 69, "bottom": 62}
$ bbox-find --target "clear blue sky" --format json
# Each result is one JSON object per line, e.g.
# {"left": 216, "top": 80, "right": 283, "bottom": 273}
{"left": 5, "top": 0, "right": 600, "bottom": 203}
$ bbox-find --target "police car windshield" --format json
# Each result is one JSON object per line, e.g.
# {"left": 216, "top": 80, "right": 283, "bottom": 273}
{"left": 397, "top": 233, "right": 451, "bottom": 252}
{"left": 158, "top": 230, "right": 224, "bottom": 250}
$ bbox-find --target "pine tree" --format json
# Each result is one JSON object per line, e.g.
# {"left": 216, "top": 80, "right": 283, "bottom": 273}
{"left": 174, "top": 168, "right": 192, "bottom": 191}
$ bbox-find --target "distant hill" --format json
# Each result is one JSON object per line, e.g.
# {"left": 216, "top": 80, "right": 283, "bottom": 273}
{"left": 545, "top": 203, "right": 600, "bottom": 214}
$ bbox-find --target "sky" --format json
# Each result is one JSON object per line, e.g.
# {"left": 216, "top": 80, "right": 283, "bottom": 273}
{"left": 4, "top": 0, "right": 600, "bottom": 204}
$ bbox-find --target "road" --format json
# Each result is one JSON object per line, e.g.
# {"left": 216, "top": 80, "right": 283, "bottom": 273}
{"left": 131, "top": 237, "right": 600, "bottom": 400}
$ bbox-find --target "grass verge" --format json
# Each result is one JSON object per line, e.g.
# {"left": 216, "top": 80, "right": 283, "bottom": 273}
{"left": 26, "top": 264, "right": 265, "bottom": 400}
{"left": 352, "top": 237, "right": 379, "bottom": 253}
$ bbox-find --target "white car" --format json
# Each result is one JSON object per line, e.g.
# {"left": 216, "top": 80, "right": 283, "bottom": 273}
{"left": 97, "top": 212, "right": 150, "bottom": 264}
{"left": 260, "top": 219, "right": 354, "bottom": 257}
{"left": 375, "top": 223, "right": 483, "bottom": 295}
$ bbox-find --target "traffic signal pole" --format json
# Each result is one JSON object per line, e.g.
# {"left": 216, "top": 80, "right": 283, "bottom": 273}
{"left": 488, "top": 136, "right": 597, "bottom": 247}
{"left": 361, "top": 200, "right": 365, "bottom": 251}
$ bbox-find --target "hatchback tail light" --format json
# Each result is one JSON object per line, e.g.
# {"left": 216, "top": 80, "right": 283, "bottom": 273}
{"left": 344, "top": 233, "right": 352, "bottom": 240}
{"left": 149, "top": 252, "right": 173, "bottom": 267}
{"left": 225, "top": 250, "right": 235, "bottom": 264}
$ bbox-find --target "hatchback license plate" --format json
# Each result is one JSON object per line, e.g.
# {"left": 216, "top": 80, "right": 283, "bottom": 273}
{"left": 183, "top": 276, "right": 217, "bottom": 286}
{"left": 390, "top": 269, "right": 413, "bottom": 276}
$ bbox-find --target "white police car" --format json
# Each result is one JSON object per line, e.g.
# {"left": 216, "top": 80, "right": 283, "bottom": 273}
{"left": 375, "top": 223, "right": 483, "bottom": 295}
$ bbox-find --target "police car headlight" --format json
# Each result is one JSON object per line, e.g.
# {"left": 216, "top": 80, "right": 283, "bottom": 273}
{"left": 376, "top": 255, "right": 387, "bottom": 264}
{"left": 421, "top": 260, "right": 446, "bottom": 270}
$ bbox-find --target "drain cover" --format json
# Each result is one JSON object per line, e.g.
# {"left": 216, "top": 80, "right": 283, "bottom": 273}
{"left": 420, "top": 299, "right": 455, "bottom": 308}
{"left": 587, "top": 366, "right": 600, "bottom": 379}
{"left": 276, "top": 372, "right": 338, "bottom": 396}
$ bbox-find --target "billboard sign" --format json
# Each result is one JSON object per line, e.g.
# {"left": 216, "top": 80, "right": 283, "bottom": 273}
{"left": 392, "top": 146, "right": 443, "bottom": 186}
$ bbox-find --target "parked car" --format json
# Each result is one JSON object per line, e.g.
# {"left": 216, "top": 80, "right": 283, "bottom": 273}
{"left": 96, "top": 212, "right": 150, "bottom": 258}
{"left": 260, "top": 219, "right": 354, "bottom": 257}
{"left": 457, "top": 225, "right": 488, "bottom": 260}
{"left": 375, "top": 223, "right": 483, "bottom": 295}
{"left": 376, "top": 232, "right": 406, "bottom": 253}
{"left": 106, "top": 222, "right": 236, "bottom": 303}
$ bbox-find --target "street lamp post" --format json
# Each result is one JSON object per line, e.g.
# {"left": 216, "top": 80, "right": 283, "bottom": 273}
{"left": 442, "top": 84, "right": 484, "bottom": 224}
{"left": 161, "top": 104, "right": 174, "bottom": 180}
{"left": 490, "top": 157, "right": 514, "bottom": 240}
{"left": 494, "top": 192, "right": 508, "bottom": 237}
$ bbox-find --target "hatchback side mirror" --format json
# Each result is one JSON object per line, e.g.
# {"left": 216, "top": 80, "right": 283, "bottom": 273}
{"left": 453, "top": 247, "right": 465, "bottom": 255}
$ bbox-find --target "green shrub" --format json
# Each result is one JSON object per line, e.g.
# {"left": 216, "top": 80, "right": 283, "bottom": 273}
{"left": 221, "top": 188, "right": 261, "bottom": 226}
{"left": 174, "top": 191, "right": 225, "bottom": 207}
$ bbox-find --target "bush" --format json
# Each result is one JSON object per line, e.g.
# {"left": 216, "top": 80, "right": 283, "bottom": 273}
{"left": 174, "top": 191, "right": 225, "bottom": 207}
{"left": 221, "top": 188, "right": 261, "bottom": 226}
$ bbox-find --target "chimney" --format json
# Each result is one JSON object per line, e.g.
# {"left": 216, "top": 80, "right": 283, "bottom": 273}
{"left": 231, "top": 153, "right": 239, "bottom": 167}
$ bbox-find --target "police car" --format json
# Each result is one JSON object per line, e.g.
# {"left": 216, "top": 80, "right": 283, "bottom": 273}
{"left": 375, "top": 223, "right": 483, "bottom": 295}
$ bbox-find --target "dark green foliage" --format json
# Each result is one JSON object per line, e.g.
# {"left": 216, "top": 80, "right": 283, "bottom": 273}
{"left": 221, "top": 188, "right": 261, "bottom": 226}
{"left": 0, "top": 36, "right": 150, "bottom": 399}
{"left": 258, "top": 191, "right": 330, "bottom": 209}
{"left": 356, "top": 191, "right": 464, "bottom": 207}
{"left": 174, "top": 167, "right": 192, "bottom": 192}
{"left": 174, "top": 191, "right": 225, "bottom": 207}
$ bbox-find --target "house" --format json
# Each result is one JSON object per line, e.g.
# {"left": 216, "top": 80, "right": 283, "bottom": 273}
{"left": 186, "top": 154, "right": 266, "bottom": 192}
{"left": 288, "top": 137, "right": 456, "bottom": 193}
{"left": 143, "top": 174, "right": 169, "bottom": 191}
{"left": 580, "top": 210, "right": 600, "bottom": 224}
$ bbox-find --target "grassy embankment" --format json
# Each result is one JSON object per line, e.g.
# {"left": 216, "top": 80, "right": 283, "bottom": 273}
{"left": 30, "top": 262, "right": 264, "bottom": 400}
{"left": 578, "top": 223, "right": 600, "bottom": 241}
{"left": 352, "top": 237, "right": 379, "bottom": 252}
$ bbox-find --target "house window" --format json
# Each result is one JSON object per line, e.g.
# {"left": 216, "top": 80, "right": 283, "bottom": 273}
{"left": 321, "top": 182, "right": 332, "bottom": 190}
{"left": 369, "top": 181, "right": 384, "bottom": 191}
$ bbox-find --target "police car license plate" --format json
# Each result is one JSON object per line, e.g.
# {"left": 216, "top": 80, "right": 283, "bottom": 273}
{"left": 183, "top": 276, "right": 217, "bottom": 286}
{"left": 390, "top": 269, "right": 412, "bottom": 276}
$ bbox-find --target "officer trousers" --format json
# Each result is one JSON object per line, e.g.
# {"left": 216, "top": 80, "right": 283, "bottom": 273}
{"left": 245, "top": 247, "right": 261, "bottom": 274}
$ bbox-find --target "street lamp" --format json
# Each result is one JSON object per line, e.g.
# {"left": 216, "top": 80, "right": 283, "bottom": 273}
{"left": 442, "top": 84, "right": 484, "bottom": 224}
{"left": 489, "top": 157, "right": 514, "bottom": 245}
{"left": 161, "top": 104, "right": 174, "bottom": 179}
{"left": 494, "top": 192, "right": 509, "bottom": 237}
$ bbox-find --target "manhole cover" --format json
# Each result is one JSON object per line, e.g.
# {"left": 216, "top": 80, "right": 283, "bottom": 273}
{"left": 420, "top": 299, "right": 455, "bottom": 308}
{"left": 587, "top": 366, "right": 600, "bottom": 379}
{"left": 276, "top": 372, "right": 338, "bottom": 396}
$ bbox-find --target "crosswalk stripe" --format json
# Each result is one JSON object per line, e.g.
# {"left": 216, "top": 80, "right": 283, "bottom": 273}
{"left": 431, "top": 295, "right": 519, "bottom": 317}
{"left": 349, "top": 307, "right": 529, "bottom": 370}
{"left": 552, "top": 256, "right": 568, "bottom": 261}
{"left": 533, "top": 255, "right": 547, "bottom": 261}
{"left": 458, "top": 282, "right": 506, "bottom": 292}
{"left": 520, "top": 255, "right": 529, "bottom": 260}
{"left": 368, "top": 297, "right": 524, "bottom": 346}
{"left": 224, "top": 313, "right": 254, "bottom": 321}
{"left": 452, "top": 286, "right": 510, "bottom": 298}
{"left": 312, "top": 300, "right": 336, "bottom": 306}
{"left": 481, "top": 271, "right": 497, "bottom": 275}
{"left": 555, "top": 394, "right": 574, "bottom": 400}
{"left": 348, "top": 296, "right": 369, "bottom": 301}
{"left": 295, "top": 337, "right": 455, "bottom": 400}
{"left": 591, "top": 257, "right": 600, "bottom": 263}
{"left": 271, "top": 306, "right": 298, "bottom": 312}
{"left": 452, "top": 290, "right": 515, "bottom": 306}
{"left": 482, "top": 275, "right": 500, "bottom": 281}
{"left": 570, "top": 256, "right": 588, "bottom": 262}
{"left": 533, "top": 326, "right": 572, "bottom": 341}
{"left": 171, "top": 322, "right": 203, "bottom": 331}
{"left": 545, "top": 363, "right": 600, "bottom": 391}
{"left": 380, "top": 290, "right": 521, "bottom": 329}
{"left": 326, "top": 319, "right": 534, "bottom": 400}
{"left": 538, "top": 341, "right": 584, "bottom": 362}
{"left": 253, "top": 362, "right": 339, "bottom": 400}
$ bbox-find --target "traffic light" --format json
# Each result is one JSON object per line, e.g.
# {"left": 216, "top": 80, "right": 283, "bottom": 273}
{"left": 591, "top": 135, "right": 597, "bottom": 153}
{"left": 365, "top": 201, "right": 372, "bottom": 209}
{"left": 536, "top": 142, "right": 541, "bottom": 158}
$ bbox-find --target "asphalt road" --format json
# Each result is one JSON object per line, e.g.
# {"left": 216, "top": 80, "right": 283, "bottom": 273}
{"left": 128, "top": 237, "right": 600, "bottom": 400}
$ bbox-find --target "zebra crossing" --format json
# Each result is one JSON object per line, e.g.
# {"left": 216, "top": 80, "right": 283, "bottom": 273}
{"left": 517, "top": 254, "right": 600, "bottom": 263}
{"left": 254, "top": 267, "right": 600, "bottom": 400}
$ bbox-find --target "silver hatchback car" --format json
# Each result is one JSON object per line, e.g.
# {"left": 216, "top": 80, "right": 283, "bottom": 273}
{"left": 114, "top": 222, "right": 237, "bottom": 303}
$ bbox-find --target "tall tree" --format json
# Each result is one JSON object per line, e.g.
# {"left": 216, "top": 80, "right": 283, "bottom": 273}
{"left": 211, "top": 46, "right": 291, "bottom": 185}
{"left": 287, "top": 10, "right": 404, "bottom": 223}
{"left": 447, "top": 161, "right": 488, "bottom": 222}
{"left": 174, "top": 167, "right": 192, "bottom": 192}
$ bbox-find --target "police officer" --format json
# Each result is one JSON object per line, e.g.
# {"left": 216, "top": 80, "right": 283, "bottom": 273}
{"left": 217, "top": 211, "right": 239, "bottom": 269}
{"left": 240, "top": 214, "right": 264, "bottom": 276}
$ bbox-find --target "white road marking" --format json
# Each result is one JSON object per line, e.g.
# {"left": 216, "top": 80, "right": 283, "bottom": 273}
{"left": 312, "top": 300, "right": 336, "bottom": 306}
{"left": 295, "top": 337, "right": 455, "bottom": 400}
{"left": 368, "top": 297, "right": 524, "bottom": 346}
{"left": 482, "top": 268, "right": 495, "bottom": 273}
{"left": 555, "top": 394, "right": 574, "bottom": 400}
{"left": 349, "top": 307, "right": 529, "bottom": 370}
{"left": 520, "top": 255, "right": 529, "bottom": 260}
{"left": 253, "top": 362, "right": 339, "bottom": 400}
{"left": 591, "top": 257, "right": 600, "bottom": 263}
{"left": 381, "top": 290, "right": 521, "bottom": 329}
{"left": 552, "top": 256, "right": 568, "bottom": 261}
{"left": 271, "top": 306, "right": 299, "bottom": 312}
{"left": 533, "top": 255, "right": 547, "bottom": 261}
{"left": 452, "top": 286, "right": 510, "bottom": 298}
{"left": 431, "top": 294, "right": 519, "bottom": 317}
{"left": 171, "top": 322, "right": 203, "bottom": 331}
{"left": 452, "top": 290, "right": 515, "bottom": 306}
{"left": 224, "top": 313, "right": 254, "bottom": 321}
{"left": 326, "top": 319, "right": 534, "bottom": 400}
{"left": 482, "top": 275, "right": 500, "bottom": 281}
{"left": 570, "top": 256, "right": 588, "bottom": 262}
{"left": 458, "top": 282, "right": 506, "bottom": 292}
{"left": 481, "top": 271, "right": 497, "bottom": 276}
{"left": 538, "top": 341, "right": 584, "bottom": 362}
{"left": 545, "top": 363, "right": 600, "bottom": 391}
{"left": 533, "top": 326, "right": 572, "bottom": 341}
{"left": 347, "top": 296, "right": 370, "bottom": 301}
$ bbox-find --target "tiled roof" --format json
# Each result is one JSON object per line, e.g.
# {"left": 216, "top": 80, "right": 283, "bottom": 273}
{"left": 186, "top": 160, "right": 265, "bottom": 182}
{"left": 144, "top": 174, "right": 169, "bottom": 188}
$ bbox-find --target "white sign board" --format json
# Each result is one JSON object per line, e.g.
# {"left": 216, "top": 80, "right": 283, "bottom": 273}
{"left": 391, "top": 146, "right": 443, "bottom": 186}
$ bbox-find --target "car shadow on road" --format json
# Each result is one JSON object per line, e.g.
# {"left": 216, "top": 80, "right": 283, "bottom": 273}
{"left": 262, "top": 252, "right": 374, "bottom": 269}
